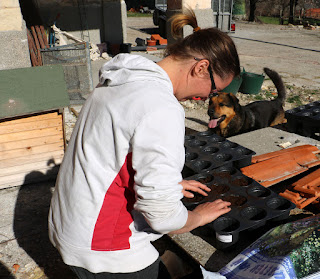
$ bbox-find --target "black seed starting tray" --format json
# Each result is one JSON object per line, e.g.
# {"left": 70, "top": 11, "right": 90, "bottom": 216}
{"left": 182, "top": 165, "right": 296, "bottom": 249}
{"left": 184, "top": 130, "right": 256, "bottom": 174}
{"left": 285, "top": 101, "right": 320, "bottom": 139}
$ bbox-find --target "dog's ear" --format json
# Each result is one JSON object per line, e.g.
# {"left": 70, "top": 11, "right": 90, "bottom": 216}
{"left": 228, "top": 93, "right": 241, "bottom": 111}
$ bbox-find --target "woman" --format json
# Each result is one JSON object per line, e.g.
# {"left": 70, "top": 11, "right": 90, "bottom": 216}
{"left": 48, "top": 8, "right": 240, "bottom": 279}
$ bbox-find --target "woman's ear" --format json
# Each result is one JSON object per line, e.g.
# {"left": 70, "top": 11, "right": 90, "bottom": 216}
{"left": 194, "top": 59, "right": 210, "bottom": 78}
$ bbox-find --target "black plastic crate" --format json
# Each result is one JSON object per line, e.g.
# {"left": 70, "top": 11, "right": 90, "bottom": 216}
{"left": 285, "top": 101, "right": 320, "bottom": 139}
{"left": 182, "top": 165, "right": 296, "bottom": 249}
{"left": 184, "top": 130, "right": 255, "bottom": 175}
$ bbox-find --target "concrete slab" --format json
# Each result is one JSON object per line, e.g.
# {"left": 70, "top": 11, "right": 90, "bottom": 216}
{"left": 0, "top": 22, "right": 31, "bottom": 70}
{"left": 228, "top": 127, "right": 320, "bottom": 156}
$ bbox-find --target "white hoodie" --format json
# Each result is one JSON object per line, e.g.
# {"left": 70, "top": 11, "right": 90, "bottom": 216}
{"left": 48, "top": 54, "right": 188, "bottom": 273}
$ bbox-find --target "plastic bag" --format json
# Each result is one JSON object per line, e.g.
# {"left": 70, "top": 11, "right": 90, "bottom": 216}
{"left": 200, "top": 266, "right": 227, "bottom": 279}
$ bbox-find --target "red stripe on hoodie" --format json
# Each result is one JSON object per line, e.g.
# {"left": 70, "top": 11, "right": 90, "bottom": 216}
{"left": 91, "top": 153, "right": 136, "bottom": 251}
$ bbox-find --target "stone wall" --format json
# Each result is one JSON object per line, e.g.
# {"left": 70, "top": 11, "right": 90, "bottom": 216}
{"left": 184, "top": 0, "right": 211, "bottom": 10}
{"left": 0, "top": 0, "right": 31, "bottom": 70}
{"left": 0, "top": 0, "right": 23, "bottom": 31}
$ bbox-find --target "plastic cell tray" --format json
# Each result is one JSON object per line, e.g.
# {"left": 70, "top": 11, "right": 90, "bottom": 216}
{"left": 184, "top": 130, "right": 256, "bottom": 174}
{"left": 182, "top": 165, "right": 296, "bottom": 249}
{"left": 285, "top": 101, "right": 320, "bottom": 139}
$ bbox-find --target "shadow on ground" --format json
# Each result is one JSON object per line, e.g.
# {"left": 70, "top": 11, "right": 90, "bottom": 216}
{"left": 0, "top": 263, "right": 15, "bottom": 278}
{"left": 13, "top": 160, "right": 76, "bottom": 278}
{"left": 128, "top": 26, "right": 159, "bottom": 35}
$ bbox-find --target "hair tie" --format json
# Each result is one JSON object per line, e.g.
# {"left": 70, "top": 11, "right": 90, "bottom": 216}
{"left": 193, "top": 26, "right": 201, "bottom": 32}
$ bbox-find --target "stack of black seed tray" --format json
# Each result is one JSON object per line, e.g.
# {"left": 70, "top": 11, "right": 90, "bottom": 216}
{"left": 182, "top": 130, "right": 296, "bottom": 249}
{"left": 285, "top": 101, "right": 320, "bottom": 139}
{"left": 183, "top": 129, "right": 255, "bottom": 177}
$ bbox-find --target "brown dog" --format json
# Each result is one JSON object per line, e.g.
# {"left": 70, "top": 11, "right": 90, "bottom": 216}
{"left": 207, "top": 67, "right": 286, "bottom": 137}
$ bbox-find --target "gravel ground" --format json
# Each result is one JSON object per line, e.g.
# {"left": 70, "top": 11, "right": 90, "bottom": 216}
{"left": 126, "top": 17, "right": 320, "bottom": 87}
{"left": 69, "top": 17, "right": 320, "bottom": 138}
{"left": 124, "top": 16, "right": 320, "bottom": 133}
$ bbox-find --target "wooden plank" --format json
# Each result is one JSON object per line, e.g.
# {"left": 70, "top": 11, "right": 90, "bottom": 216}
{"left": 0, "top": 112, "right": 60, "bottom": 126}
{"left": 27, "top": 29, "right": 40, "bottom": 67}
{"left": 31, "top": 26, "right": 42, "bottom": 64}
{"left": 0, "top": 126, "right": 62, "bottom": 144}
{"left": 0, "top": 157, "right": 63, "bottom": 177}
{"left": 40, "top": 25, "right": 50, "bottom": 48}
{"left": 0, "top": 173, "right": 58, "bottom": 189}
{"left": 0, "top": 150, "right": 64, "bottom": 168}
{"left": 0, "top": 134, "right": 63, "bottom": 152}
{"left": 0, "top": 167, "right": 59, "bottom": 189}
{"left": 0, "top": 142, "right": 64, "bottom": 160}
{"left": 0, "top": 118, "right": 62, "bottom": 135}
{"left": 35, "top": 25, "right": 46, "bottom": 49}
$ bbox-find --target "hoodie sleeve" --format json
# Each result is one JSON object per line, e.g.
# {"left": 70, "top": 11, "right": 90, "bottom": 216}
{"left": 131, "top": 105, "right": 188, "bottom": 234}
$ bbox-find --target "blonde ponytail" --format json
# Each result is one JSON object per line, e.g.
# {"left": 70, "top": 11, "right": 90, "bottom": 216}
{"left": 170, "top": 8, "right": 199, "bottom": 39}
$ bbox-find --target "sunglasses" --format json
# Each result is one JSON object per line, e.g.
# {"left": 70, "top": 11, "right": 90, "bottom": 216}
{"left": 194, "top": 57, "right": 217, "bottom": 94}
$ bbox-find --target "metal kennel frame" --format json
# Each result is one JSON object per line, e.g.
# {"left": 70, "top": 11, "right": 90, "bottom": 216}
{"left": 41, "top": 42, "right": 93, "bottom": 105}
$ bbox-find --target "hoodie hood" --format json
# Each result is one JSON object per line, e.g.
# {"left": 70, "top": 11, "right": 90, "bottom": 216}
{"left": 99, "top": 54, "right": 170, "bottom": 87}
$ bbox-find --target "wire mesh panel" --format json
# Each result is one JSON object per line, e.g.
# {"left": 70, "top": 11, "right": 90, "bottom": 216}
{"left": 41, "top": 42, "right": 93, "bottom": 105}
{"left": 212, "top": 0, "right": 234, "bottom": 31}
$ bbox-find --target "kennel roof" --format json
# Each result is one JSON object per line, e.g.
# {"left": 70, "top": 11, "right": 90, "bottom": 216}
{"left": 0, "top": 65, "right": 69, "bottom": 120}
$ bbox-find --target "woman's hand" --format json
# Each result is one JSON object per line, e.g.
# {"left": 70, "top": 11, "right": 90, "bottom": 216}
{"left": 192, "top": 199, "right": 231, "bottom": 227}
{"left": 180, "top": 179, "right": 211, "bottom": 198}
{"left": 170, "top": 199, "right": 231, "bottom": 234}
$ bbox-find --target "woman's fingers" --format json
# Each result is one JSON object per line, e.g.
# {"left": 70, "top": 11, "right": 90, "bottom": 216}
{"left": 193, "top": 199, "right": 231, "bottom": 226}
{"left": 180, "top": 180, "right": 211, "bottom": 198}
{"left": 182, "top": 190, "right": 195, "bottom": 198}
{"left": 186, "top": 180, "right": 211, "bottom": 192}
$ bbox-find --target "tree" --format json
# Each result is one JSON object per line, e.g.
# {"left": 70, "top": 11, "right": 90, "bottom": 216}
{"left": 246, "top": 0, "right": 320, "bottom": 23}
{"left": 289, "top": 0, "right": 295, "bottom": 23}
{"left": 248, "top": 0, "right": 262, "bottom": 21}
{"left": 276, "top": 0, "right": 290, "bottom": 24}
